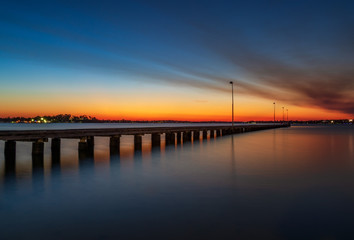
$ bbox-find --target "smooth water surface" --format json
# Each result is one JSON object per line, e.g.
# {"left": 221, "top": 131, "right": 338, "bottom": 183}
{"left": 0, "top": 125, "right": 353, "bottom": 239}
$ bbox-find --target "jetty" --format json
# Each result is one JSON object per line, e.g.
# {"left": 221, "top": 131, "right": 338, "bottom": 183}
{"left": 1, "top": 124, "right": 289, "bottom": 162}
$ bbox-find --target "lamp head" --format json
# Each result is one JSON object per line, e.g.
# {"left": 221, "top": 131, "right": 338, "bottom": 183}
{"left": 229, "top": 81, "right": 233, "bottom": 84}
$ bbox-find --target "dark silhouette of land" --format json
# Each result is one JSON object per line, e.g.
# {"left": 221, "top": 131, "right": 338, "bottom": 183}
{"left": 0, "top": 114, "right": 352, "bottom": 124}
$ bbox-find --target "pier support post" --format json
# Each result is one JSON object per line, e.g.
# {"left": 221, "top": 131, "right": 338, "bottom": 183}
{"left": 5, "top": 155, "right": 16, "bottom": 177}
{"left": 134, "top": 134, "right": 143, "bottom": 151}
{"left": 78, "top": 137, "right": 88, "bottom": 160}
{"left": 170, "top": 133, "right": 176, "bottom": 145}
{"left": 216, "top": 130, "right": 220, "bottom": 137}
{"left": 110, "top": 135, "right": 121, "bottom": 156}
{"left": 210, "top": 130, "right": 215, "bottom": 138}
{"left": 32, "top": 139, "right": 44, "bottom": 156}
{"left": 188, "top": 131, "right": 193, "bottom": 142}
{"left": 87, "top": 136, "right": 94, "bottom": 157}
{"left": 222, "top": 129, "right": 226, "bottom": 136}
{"left": 32, "top": 154, "right": 44, "bottom": 171}
{"left": 183, "top": 131, "right": 191, "bottom": 143}
{"left": 5, "top": 141, "right": 16, "bottom": 176}
{"left": 203, "top": 130, "right": 208, "bottom": 140}
{"left": 78, "top": 138, "right": 88, "bottom": 151}
{"left": 51, "top": 138, "right": 61, "bottom": 153}
{"left": 51, "top": 138, "right": 61, "bottom": 166}
{"left": 165, "top": 133, "right": 171, "bottom": 145}
{"left": 151, "top": 133, "right": 161, "bottom": 148}
{"left": 176, "top": 132, "right": 181, "bottom": 144}
{"left": 165, "top": 133, "right": 175, "bottom": 146}
{"left": 87, "top": 136, "right": 94, "bottom": 145}
{"left": 5, "top": 140, "right": 16, "bottom": 159}
{"left": 194, "top": 131, "right": 200, "bottom": 141}
{"left": 32, "top": 139, "right": 44, "bottom": 170}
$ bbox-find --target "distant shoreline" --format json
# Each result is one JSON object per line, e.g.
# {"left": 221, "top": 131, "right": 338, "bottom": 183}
{"left": 0, "top": 114, "right": 352, "bottom": 125}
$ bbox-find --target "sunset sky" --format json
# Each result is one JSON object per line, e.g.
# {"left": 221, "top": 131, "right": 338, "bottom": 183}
{"left": 1, "top": 0, "right": 353, "bottom": 121}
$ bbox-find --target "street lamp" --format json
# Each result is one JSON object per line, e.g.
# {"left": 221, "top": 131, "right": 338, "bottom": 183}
{"left": 229, "top": 81, "right": 234, "bottom": 127}
{"left": 273, "top": 102, "right": 275, "bottom": 123}
{"left": 282, "top": 107, "right": 284, "bottom": 122}
{"left": 287, "top": 109, "right": 288, "bottom": 122}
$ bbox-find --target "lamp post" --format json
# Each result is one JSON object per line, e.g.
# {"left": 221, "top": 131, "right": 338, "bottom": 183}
{"left": 287, "top": 109, "right": 288, "bottom": 122}
{"left": 229, "top": 81, "right": 234, "bottom": 127}
{"left": 273, "top": 102, "right": 275, "bottom": 123}
{"left": 282, "top": 107, "right": 284, "bottom": 122}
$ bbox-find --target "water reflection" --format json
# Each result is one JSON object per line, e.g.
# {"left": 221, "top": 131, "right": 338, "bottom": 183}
{"left": 350, "top": 134, "right": 353, "bottom": 162}
{"left": 51, "top": 148, "right": 61, "bottom": 179}
{"left": 32, "top": 153, "right": 45, "bottom": 193}
{"left": 32, "top": 154, "right": 44, "bottom": 174}
{"left": 1, "top": 126, "right": 354, "bottom": 239}
{"left": 230, "top": 135, "right": 236, "bottom": 175}
{"left": 109, "top": 151, "right": 120, "bottom": 164}
{"left": 52, "top": 148, "right": 61, "bottom": 168}
{"left": 1, "top": 126, "right": 353, "bottom": 185}
{"left": 4, "top": 150, "right": 16, "bottom": 184}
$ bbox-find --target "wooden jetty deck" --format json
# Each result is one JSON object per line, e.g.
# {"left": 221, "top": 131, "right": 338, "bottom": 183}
{"left": 1, "top": 124, "right": 289, "bottom": 161}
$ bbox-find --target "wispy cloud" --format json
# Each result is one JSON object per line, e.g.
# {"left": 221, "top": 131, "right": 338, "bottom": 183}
{"left": 1, "top": 0, "right": 353, "bottom": 115}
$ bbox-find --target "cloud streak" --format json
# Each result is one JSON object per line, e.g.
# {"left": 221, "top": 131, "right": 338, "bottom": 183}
{"left": 1, "top": 0, "right": 354, "bottom": 115}
{"left": 146, "top": 0, "right": 354, "bottom": 115}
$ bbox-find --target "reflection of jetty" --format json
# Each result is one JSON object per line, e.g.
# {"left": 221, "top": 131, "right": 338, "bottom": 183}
{"left": 1, "top": 124, "right": 288, "bottom": 162}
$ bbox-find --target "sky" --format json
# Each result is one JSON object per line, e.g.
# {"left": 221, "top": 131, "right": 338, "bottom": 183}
{"left": 1, "top": 0, "right": 354, "bottom": 121}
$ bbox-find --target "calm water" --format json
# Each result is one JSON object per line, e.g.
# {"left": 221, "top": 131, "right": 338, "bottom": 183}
{"left": 0, "top": 124, "right": 353, "bottom": 239}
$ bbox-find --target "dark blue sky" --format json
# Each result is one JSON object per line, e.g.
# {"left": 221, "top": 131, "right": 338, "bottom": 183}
{"left": 1, "top": 0, "right": 354, "bottom": 118}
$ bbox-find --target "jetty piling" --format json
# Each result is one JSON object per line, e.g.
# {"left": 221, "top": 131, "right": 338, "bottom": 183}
{"left": 110, "top": 135, "right": 120, "bottom": 155}
{"left": 176, "top": 132, "right": 182, "bottom": 144}
{"left": 0, "top": 124, "right": 289, "bottom": 163}
{"left": 151, "top": 133, "right": 161, "bottom": 148}
{"left": 183, "top": 131, "right": 191, "bottom": 143}
{"left": 194, "top": 130, "right": 200, "bottom": 141}
{"left": 134, "top": 135, "right": 143, "bottom": 151}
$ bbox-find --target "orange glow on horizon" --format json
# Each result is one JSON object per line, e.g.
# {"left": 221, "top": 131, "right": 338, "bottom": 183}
{"left": 0, "top": 89, "right": 352, "bottom": 122}
{"left": 1, "top": 109, "right": 350, "bottom": 122}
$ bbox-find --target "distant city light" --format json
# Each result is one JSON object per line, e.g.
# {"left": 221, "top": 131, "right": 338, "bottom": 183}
{"left": 349, "top": 119, "right": 353, "bottom": 122}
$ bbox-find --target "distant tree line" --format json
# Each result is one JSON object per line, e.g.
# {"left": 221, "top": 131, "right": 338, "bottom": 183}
{"left": 290, "top": 119, "right": 353, "bottom": 124}
{"left": 0, "top": 114, "right": 352, "bottom": 124}
{"left": 0, "top": 114, "right": 101, "bottom": 123}
{"left": 0, "top": 114, "right": 193, "bottom": 123}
